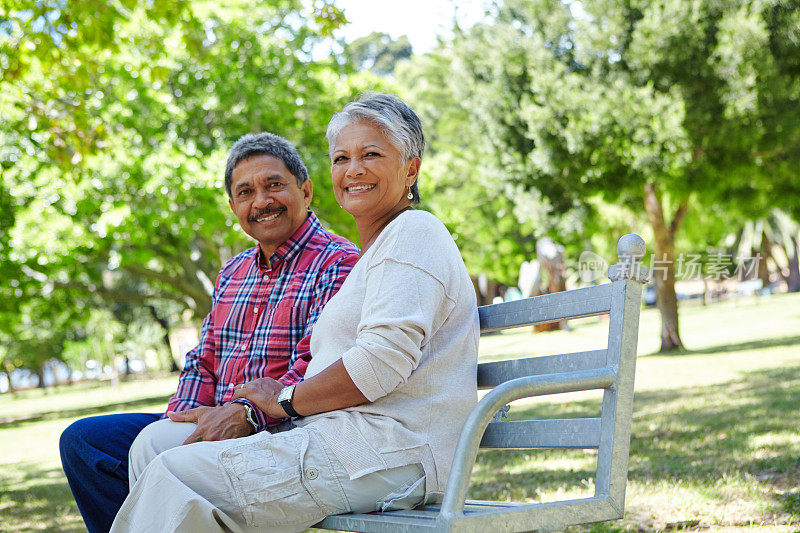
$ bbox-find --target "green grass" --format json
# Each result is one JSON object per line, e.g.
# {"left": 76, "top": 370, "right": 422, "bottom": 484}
{"left": 0, "top": 377, "right": 175, "bottom": 533}
{"left": 1, "top": 293, "right": 799, "bottom": 532}
{"left": 474, "top": 292, "right": 800, "bottom": 531}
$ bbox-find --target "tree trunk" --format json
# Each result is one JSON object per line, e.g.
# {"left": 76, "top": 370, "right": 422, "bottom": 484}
{"left": 472, "top": 275, "right": 501, "bottom": 307}
{"left": 148, "top": 305, "right": 179, "bottom": 372}
{"left": 784, "top": 236, "right": 800, "bottom": 293}
{"left": 0, "top": 369, "right": 13, "bottom": 394}
{"left": 534, "top": 238, "right": 566, "bottom": 332}
{"left": 643, "top": 183, "right": 685, "bottom": 352}
{"left": 757, "top": 231, "right": 771, "bottom": 288}
{"left": 35, "top": 365, "right": 46, "bottom": 389}
{"left": 121, "top": 355, "right": 130, "bottom": 381}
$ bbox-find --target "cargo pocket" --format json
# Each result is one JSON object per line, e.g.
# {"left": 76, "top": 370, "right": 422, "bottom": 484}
{"left": 220, "top": 430, "right": 326, "bottom": 528}
{"left": 376, "top": 465, "right": 426, "bottom": 512}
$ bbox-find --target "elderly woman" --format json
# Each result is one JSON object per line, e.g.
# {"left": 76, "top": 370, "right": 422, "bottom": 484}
{"left": 110, "top": 94, "right": 478, "bottom": 532}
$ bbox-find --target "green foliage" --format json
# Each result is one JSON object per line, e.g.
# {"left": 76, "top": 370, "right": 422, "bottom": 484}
{"left": 344, "top": 32, "right": 413, "bottom": 76}
{"left": 3, "top": 0, "right": 798, "bottom": 366}
{"left": 0, "top": 293, "right": 84, "bottom": 381}
{"left": 0, "top": 1, "right": 368, "bottom": 328}
{"left": 60, "top": 307, "right": 170, "bottom": 373}
{"left": 406, "top": 0, "right": 800, "bottom": 255}
{"left": 0, "top": 0, "right": 394, "bottom": 373}
{"left": 400, "top": 0, "right": 799, "bottom": 350}
{"left": 399, "top": 51, "right": 565, "bottom": 286}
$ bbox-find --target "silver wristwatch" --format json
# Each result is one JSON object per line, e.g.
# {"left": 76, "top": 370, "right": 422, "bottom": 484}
{"left": 277, "top": 384, "right": 301, "bottom": 418}
{"left": 238, "top": 401, "right": 259, "bottom": 434}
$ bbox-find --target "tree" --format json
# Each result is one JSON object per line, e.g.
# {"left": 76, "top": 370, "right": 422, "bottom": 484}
{"left": 0, "top": 294, "right": 85, "bottom": 388}
{"left": 729, "top": 209, "right": 800, "bottom": 292}
{"left": 409, "top": 0, "right": 800, "bottom": 351}
{"left": 344, "top": 32, "right": 413, "bottom": 76}
{"left": 1, "top": 0, "right": 361, "bottom": 323}
{"left": 398, "top": 50, "right": 590, "bottom": 289}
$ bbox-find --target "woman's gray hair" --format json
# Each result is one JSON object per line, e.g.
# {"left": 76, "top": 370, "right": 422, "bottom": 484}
{"left": 224, "top": 132, "right": 309, "bottom": 198}
{"left": 326, "top": 93, "right": 425, "bottom": 203}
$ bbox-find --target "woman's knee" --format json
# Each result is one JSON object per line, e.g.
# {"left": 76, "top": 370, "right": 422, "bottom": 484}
{"left": 130, "top": 419, "right": 192, "bottom": 455}
{"left": 128, "top": 419, "right": 194, "bottom": 482}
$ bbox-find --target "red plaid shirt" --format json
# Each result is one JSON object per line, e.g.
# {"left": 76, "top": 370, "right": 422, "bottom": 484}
{"left": 166, "top": 212, "right": 358, "bottom": 430}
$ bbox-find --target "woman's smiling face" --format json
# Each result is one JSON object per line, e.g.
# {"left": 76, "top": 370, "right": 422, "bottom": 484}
{"left": 330, "top": 121, "right": 419, "bottom": 224}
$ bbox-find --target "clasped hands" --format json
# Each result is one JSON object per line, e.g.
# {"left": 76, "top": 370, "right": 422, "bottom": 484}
{"left": 166, "top": 377, "right": 286, "bottom": 445}
{"left": 231, "top": 377, "right": 287, "bottom": 418}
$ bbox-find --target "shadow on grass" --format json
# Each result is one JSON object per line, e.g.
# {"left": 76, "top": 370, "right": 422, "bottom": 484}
{"left": 629, "top": 364, "right": 800, "bottom": 482}
{"left": 0, "top": 394, "right": 171, "bottom": 429}
{"left": 468, "top": 360, "right": 800, "bottom": 524}
{"left": 0, "top": 462, "right": 84, "bottom": 532}
{"left": 645, "top": 334, "right": 800, "bottom": 357}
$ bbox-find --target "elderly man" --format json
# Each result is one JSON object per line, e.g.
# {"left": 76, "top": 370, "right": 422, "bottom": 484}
{"left": 59, "top": 132, "right": 359, "bottom": 533}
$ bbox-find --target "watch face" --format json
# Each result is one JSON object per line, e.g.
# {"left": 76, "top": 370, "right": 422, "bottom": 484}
{"left": 278, "top": 386, "right": 293, "bottom": 403}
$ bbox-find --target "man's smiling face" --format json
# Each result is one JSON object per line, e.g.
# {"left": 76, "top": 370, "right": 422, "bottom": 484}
{"left": 228, "top": 154, "right": 313, "bottom": 260}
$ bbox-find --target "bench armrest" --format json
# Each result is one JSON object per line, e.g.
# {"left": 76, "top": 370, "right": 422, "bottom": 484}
{"left": 439, "top": 367, "right": 617, "bottom": 519}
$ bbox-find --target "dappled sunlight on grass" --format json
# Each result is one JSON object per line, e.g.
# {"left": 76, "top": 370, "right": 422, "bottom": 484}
{"left": 0, "top": 389, "right": 170, "bottom": 533}
{"left": 0, "top": 462, "right": 85, "bottom": 533}
{"left": 467, "top": 351, "right": 800, "bottom": 530}
{"left": 0, "top": 374, "right": 177, "bottom": 421}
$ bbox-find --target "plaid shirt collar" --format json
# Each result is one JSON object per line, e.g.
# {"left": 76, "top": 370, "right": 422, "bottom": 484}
{"left": 256, "top": 210, "right": 322, "bottom": 270}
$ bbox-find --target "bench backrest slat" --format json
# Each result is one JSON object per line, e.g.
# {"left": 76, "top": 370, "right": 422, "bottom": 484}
{"left": 477, "top": 350, "right": 607, "bottom": 389}
{"left": 478, "top": 284, "right": 612, "bottom": 332}
{"left": 480, "top": 418, "right": 602, "bottom": 449}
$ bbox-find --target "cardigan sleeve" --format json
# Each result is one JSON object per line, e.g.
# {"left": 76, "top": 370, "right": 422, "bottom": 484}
{"left": 341, "top": 257, "right": 456, "bottom": 402}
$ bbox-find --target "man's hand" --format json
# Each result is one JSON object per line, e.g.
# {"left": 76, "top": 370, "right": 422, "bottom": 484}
{"left": 232, "top": 377, "right": 286, "bottom": 418}
{"left": 167, "top": 404, "right": 254, "bottom": 445}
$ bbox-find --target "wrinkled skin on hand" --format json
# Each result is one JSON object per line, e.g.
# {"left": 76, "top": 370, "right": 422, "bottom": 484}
{"left": 232, "top": 377, "right": 286, "bottom": 418}
{"left": 167, "top": 403, "right": 253, "bottom": 445}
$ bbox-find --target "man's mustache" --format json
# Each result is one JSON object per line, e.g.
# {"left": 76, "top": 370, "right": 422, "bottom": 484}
{"left": 248, "top": 206, "right": 286, "bottom": 223}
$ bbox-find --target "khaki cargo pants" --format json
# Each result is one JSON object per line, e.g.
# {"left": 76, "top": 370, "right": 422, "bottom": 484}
{"left": 110, "top": 419, "right": 425, "bottom": 532}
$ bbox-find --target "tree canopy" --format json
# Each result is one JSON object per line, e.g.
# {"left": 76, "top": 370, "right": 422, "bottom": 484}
{"left": 1, "top": 0, "right": 370, "bottom": 319}
{"left": 0, "top": 0, "right": 387, "bottom": 380}
{"left": 401, "top": 0, "right": 800, "bottom": 350}
{"left": 344, "top": 31, "right": 413, "bottom": 76}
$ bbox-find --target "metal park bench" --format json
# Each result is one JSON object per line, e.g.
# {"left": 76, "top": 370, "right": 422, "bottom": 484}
{"left": 316, "top": 234, "right": 650, "bottom": 533}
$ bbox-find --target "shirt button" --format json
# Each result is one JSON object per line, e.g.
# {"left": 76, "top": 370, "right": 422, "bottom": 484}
{"left": 227, "top": 384, "right": 234, "bottom": 389}
{"left": 305, "top": 467, "right": 319, "bottom": 480}
{"left": 262, "top": 274, "right": 269, "bottom": 282}
{"left": 241, "top": 344, "right": 247, "bottom": 351}
{"left": 254, "top": 307, "right": 259, "bottom": 314}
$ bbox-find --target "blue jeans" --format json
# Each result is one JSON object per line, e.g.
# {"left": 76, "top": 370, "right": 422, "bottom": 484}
{"left": 60, "top": 413, "right": 161, "bottom": 533}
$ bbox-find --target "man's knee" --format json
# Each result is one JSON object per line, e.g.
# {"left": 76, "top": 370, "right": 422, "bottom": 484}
{"left": 59, "top": 417, "right": 97, "bottom": 463}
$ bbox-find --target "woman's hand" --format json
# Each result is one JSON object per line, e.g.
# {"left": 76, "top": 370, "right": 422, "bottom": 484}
{"left": 233, "top": 360, "right": 369, "bottom": 419}
{"left": 232, "top": 377, "right": 286, "bottom": 418}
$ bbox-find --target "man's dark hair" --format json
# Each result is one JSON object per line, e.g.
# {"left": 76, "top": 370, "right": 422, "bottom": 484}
{"left": 224, "top": 132, "right": 309, "bottom": 197}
